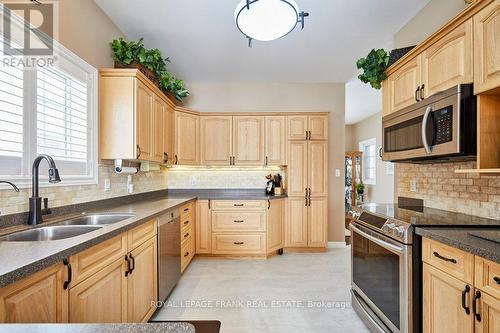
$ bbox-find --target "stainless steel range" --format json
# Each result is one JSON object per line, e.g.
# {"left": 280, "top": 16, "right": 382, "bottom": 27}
{"left": 349, "top": 201, "right": 499, "bottom": 333}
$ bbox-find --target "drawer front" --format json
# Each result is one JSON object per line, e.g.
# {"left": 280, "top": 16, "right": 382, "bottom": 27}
{"left": 128, "top": 219, "right": 157, "bottom": 250}
{"left": 211, "top": 200, "right": 266, "bottom": 211}
{"left": 212, "top": 233, "right": 265, "bottom": 255}
{"left": 181, "top": 213, "right": 194, "bottom": 231}
{"left": 181, "top": 235, "right": 195, "bottom": 272}
{"left": 180, "top": 202, "right": 195, "bottom": 220}
{"left": 181, "top": 222, "right": 194, "bottom": 245}
{"left": 212, "top": 211, "right": 265, "bottom": 232}
{"left": 475, "top": 257, "right": 500, "bottom": 299}
{"left": 422, "top": 238, "right": 474, "bottom": 283}
{"left": 70, "top": 233, "right": 127, "bottom": 286}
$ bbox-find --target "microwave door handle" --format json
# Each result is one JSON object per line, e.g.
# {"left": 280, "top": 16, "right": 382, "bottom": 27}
{"left": 422, "top": 106, "right": 433, "bottom": 154}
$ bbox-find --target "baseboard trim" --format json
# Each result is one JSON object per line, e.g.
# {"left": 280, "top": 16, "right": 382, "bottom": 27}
{"left": 328, "top": 241, "right": 347, "bottom": 248}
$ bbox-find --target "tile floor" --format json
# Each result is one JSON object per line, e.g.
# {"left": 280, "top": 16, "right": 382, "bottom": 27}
{"left": 152, "top": 246, "right": 369, "bottom": 333}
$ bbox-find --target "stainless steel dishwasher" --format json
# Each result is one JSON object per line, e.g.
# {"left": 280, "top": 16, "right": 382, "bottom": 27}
{"left": 158, "top": 209, "right": 181, "bottom": 302}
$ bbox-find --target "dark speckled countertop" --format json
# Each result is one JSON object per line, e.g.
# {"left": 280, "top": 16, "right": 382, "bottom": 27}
{"left": 416, "top": 227, "right": 500, "bottom": 263}
{"left": 166, "top": 189, "right": 287, "bottom": 200}
{"left": 0, "top": 323, "right": 194, "bottom": 333}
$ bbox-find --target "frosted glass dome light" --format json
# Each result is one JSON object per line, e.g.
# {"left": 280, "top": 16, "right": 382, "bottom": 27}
{"left": 234, "top": 0, "right": 308, "bottom": 43}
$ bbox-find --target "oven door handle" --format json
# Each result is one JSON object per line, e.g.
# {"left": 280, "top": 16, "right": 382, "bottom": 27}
{"left": 422, "top": 106, "right": 433, "bottom": 154}
{"left": 351, "top": 224, "right": 404, "bottom": 254}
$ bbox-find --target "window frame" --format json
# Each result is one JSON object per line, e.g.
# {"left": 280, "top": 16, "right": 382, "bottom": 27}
{"left": 359, "top": 138, "right": 377, "bottom": 185}
{"left": 0, "top": 7, "right": 98, "bottom": 188}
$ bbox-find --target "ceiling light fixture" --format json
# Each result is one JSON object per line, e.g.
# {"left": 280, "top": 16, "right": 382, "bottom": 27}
{"left": 234, "top": 0, "right": 309, "bottom": 47}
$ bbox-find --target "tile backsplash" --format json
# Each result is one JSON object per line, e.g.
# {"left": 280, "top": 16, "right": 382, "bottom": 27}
{"left": 397, "top": 161, "right": 500, "bottom": 219}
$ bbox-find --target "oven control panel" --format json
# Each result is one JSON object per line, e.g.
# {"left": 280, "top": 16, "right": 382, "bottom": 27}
{"left": 381, "top": 220, "right": 412, "bottom": 243}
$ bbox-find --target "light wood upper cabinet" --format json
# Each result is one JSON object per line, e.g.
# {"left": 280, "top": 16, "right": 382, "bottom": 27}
{"left": 308, "top": 197, "right": 328, "bottom": 248}
{"left": 308, "top": 141, "right": 328, "bottom": 197}
{"left": 136, "top": 81, "right": 154, "bottom": 161}
{"left": 423, "top": 263, "right": 473, "bottom": 333}
{"left": 421, "top": 19, "right": 473, "bottom": 98}
{"left": 474, "top": 0, "right": 500, "bottom": 94}
{"left": 196, "top": 200, "right": 212, "bottom": 254}
{"left": 127, "top": 236, "right": 157, "bottom": 323}
{"left": 287, "top": 115, "right": 308, "bottom": 140}
{"left": 308, "top": 115, "right": 328, "bottom": 140}
{"left": 152, "top": 96, "right": 166, "bottom": 163}
{"left": 0, "top": 263, "right": 68, "bottom": 323}
{"left": 384, "top": 57, "right": 421, "bottom": 116}
{"left": 267, "top": 199, "right": 284, "bottom": 253}
{"left": 233, "top": 116, "right": 265, "bottom": 166}
{"left": 287, "top": 141, "right": 308, "bottom": 197}
{"left": 163, "top": 103, "right": 175, "bottom": 164}
{"left": 200, "top": 116, "right": 233, "bottom": 165}
{"left": 265, "top": 116, "right": 286, "bottom": 165}
{"left": 174, "top": 111, "right": 200, "bottom": 165}
{"left": 69, "top": 258, "right": 128, "bottom": 323}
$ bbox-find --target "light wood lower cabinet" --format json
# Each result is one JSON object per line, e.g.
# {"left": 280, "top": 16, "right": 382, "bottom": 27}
{"left": 477, "top": 291, "right": 500, "bottom": 333}
{"left": 180, "top": 202, "right": 196, "bottom": 272}
{"left": 196, "top": 200, "right": 212, "bottom": 254}
{"left": 0, "top": 263, "right": 68, "bottom": 323}
{"left": 212, "top": 233, "right": 265, "bottom": 255}
{"left": 308, "top": 197, "right": 328, "bottom": 247}
{"left": 266, "top": 199, "right": 284, "bottom": 253}
{"left": 285, "top": 197, "right": 328, "bottom": 248}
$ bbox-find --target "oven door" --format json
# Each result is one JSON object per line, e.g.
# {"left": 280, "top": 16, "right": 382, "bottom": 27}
{"left": 351, "top": 222, "right": 412, "bottom": 333}
{"left": 382, "top": 96, "right": 460, "bottom": 162}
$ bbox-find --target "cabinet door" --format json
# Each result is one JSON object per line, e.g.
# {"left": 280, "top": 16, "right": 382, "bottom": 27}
{"left": 174, "top": 112, "right": 200, "bottom": 165}
{"left": 476, "top": 291, "right": 500, "bottom": 333}
{"left": 308, "top": 115, "right": 328, "bottom": 140}
{"left": 152, "top": 96, "right": 166, "bottom": 163}
{"left": 136, "top": 81, "right": 153, "bottom": 161}
{"left": 0, "top": 263, "right": 68, "bottom": 323}
{"left": 421, "top": 19, "right": 473, "bottom": 98}
{"left": 267, "top": 199, "right": 284, "bottom": 253}
{"left": 285, "top": 197, "right": 308, "bottom": 247}
{"left": 308, "top": 141, "right": 328, "bottom": 197}
{"left": 162, "top": 103, "right": 175, "bottom": 164}
{"left": 287, "top": 115, "right": 308, "bottom": 140}
{"left": 474, "top": 0, "right": 500, "bottom": 94}
{"left": 308, "top": 197, "right": 327, "bottom": 248}
{"left": 196, "top": 200, "right": 212, "bottom": 254}
{"left": 287, "top": 141, "right": 308, "bottom": 197}
{"left": 127, "top": 237, "right": 157, "bottom": 323}
{"left": 200, "top": 116, "right": 233, "bottom": 165}
{"left": 69, "top": 258, "right": 128, "bottom": 323}
{"left": 233, "top": 116, "right": 265, "bottom": 165}
{"left": 265, "top": 116, "right": 286, "bottom": 165}
{"left": 423, "top": 263, "right": 473, "bottom": 333}
{"left": 386, "top": 56, "right": 421, "bottom": 114}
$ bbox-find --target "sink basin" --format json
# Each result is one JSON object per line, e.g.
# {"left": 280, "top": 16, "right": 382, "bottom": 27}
{"left": 56, "top": 213, "right": 135, "bottom": 226}
{"left": 0, "top": 225, "right": 102, "bottom": 242}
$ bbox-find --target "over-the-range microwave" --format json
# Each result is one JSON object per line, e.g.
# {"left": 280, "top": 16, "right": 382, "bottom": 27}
{"left": 382, "top": 84, "right": 477, "bottom": 163}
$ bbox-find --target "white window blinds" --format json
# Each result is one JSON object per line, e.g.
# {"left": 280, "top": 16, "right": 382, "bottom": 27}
{"left": 359, "top": 138, "right": 377, "bottom": 185}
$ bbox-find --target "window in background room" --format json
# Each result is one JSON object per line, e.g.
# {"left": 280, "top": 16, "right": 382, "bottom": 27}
{"left": 359, "top": 138, "right": 377, "bottom": 185}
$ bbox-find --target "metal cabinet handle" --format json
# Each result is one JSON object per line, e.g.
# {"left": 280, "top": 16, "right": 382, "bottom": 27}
{"left": 415, "top": 86, "right": 420, "bottom": 102}
{"left": 432, "top": 251, "right": 457, "bottom": 263}
{"left": 462, "top": 285, "right": 471, "bottom": 315}
{"left": 472, "top": 290, "right": 481, "bottom": 322}
{"left": 163, "top": 152, "right": 169, "bottom": 163}
{"left": 305, "top": 130, "right": 308, "bottom": 140}
{"left": 136, "top": 145, "right": 142, "bottom": 159}
{"left": 184, "top": 232, "right": 190, "bottom": 238}
{"left": 308, "top": 130, "right": 312, "bottom": 140}
{"left": 267, "top": 200, "right": 270, "bottom": 209}
{"left": 63, "top": 258, "right": 72, "bottom": 290}
{"left": 184, "top": 208, "right": 189, "bottom": 212}
{"left": 174, "top": 154, "right": 178, "bottom": 165}
{"left": 234, "top": 204, "right": 244, "bottom": 207}
{"left": 305, "top": 188, "right": 308, "bottom": 206}
{"left": 233, "top": 220, "right": 244, "bottom": 223}
{"left": 129, "top": 253, "right": 135, "bottom": 274}
{"left": 233, "top": 242, "right": 244, "bottom": 245}
{"left": 184, "top": 220, "right": 189, "bottom": 225}
{"left": 265, "top": 156, "right": 268, "bottom": 166}
{"left": 420, "top": 84, "right": 425, "bottom": 100}
{"left": 184, "top": 252, "right": 190, "bottom": 257}
{"left": 494, "top": 276, "right": 500, "bottom": 285}
{"left": 124, "top": 255, "right": 131, "bottom": 277}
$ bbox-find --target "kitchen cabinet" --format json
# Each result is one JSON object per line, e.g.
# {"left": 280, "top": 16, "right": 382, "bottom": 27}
{"left": 308, "top": 141, "right": 329, "bottom": 197}
{"left": 200, "top": 116, "right": 233, "bottom": 165}
{"left": 474, "top": 0, "right": 500, "bottom": 94}
{"left": 476, "top": 291, "right": 500, "bottom": 333}
{"left": 162, "top": 100, "right": 175, "bottom": 164}
{"left": 287, "top": 141, "right": 308, "bottom": 197}
{"left": 308, "top": 197, "right": 328, "bottom": 247}
{"left": 287, "top": 115, "right": 328, "bottom": 140}
{"left": 100, "top": 69, "right": 173, "bottom": 163}
{"left": 285, "top": 197, "right": 308, "bottom": 248}
{"left": 196, "top": 200, "right": 212, "bottom": 254}
{"left": 383, "top": 57, "right": 421, "bottom": 116}
{"left": 265, "top": 116, "right": 286, "bottom": 165}
{"left": 233, "top": 116, "right": 265, "bottom": 166}
{"left": 180, "top": 202, "right": 196, "bottom": 272}
{"left": 0, "top": 263, "right": 68, "bottom": 323}
{"left": 174, "top": 111, "right": 200, "bottom": 165}
{"left": 212, "top": 233, "right": 266, "bottom": 255}
{"left": 266, "top": 199, "right": 284, "bottom": 253}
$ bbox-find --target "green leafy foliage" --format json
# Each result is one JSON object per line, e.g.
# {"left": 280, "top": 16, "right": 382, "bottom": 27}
{"left": 110, "top": 37, "right": 189, "bottom": 102}
{"left": 356, "top": 49, "right": 389, "bottom": 90}
{"left": 356, "top": 182, "right": 365, "bottom": 194}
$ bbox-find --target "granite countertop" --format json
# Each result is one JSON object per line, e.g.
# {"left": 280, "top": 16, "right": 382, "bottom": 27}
{"left": 416, "top": 227, "right": 500, "bottom": 264}
{"left": 166, "top": 189, "right": 287, "bottom": 200}
{"left": 0, "top": 323, "right": 195, "bottom": 333}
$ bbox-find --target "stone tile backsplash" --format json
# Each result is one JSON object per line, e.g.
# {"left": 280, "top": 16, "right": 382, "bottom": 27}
{"left": 397, "top": 161, "right": 500, "bottom": 219}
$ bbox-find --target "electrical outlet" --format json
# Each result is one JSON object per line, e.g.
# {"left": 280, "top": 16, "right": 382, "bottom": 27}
{"left": 410, "top": 180, "right": 417, "bottom": 192}
{"left": 104, "top": 178, "right": 110, "bottom": 192}
{"left": 335, "top": 169, "right": 341, "bottom": 177}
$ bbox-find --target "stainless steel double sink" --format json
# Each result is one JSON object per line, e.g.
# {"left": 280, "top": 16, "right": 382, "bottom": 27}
{"left": 0, "top": 214, "right": 134, "bottom": 242}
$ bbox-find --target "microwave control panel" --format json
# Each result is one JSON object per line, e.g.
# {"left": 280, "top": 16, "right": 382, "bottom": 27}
{"left": 434, "top": 107, "right": 452, "bottom": 144}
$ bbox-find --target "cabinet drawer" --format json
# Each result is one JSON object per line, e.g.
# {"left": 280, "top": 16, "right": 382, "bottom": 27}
{"left": 128, "top": 219, "right": 157, "bottom": 250}
{"left": 211, "top": 200, "right": 266, "bottom": 211}
{"left": 422, "top": 238, "right": 474, "bottom": 283}
{"left": 475, "top": 257, "right": 500, "bottom": 299}
{"left": 212, "top": 211, "right": 265, "bottom": 232}
{"left": 70, "top": 233, "right": 127, "bottom": 286}
{"left": 212, "top": 233, "right": 265, "bottom": 255}
{"left": 181, "top": 213, "right": 194, "bottom": 231}
{"left": 181, "top": 235, "right": 195, "bottom": 272}
{"left": 181, "top": 222, "right": 194, "bottom": 245}
{"left": 180, "top": 202, "right": 194, "bottom": 220}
